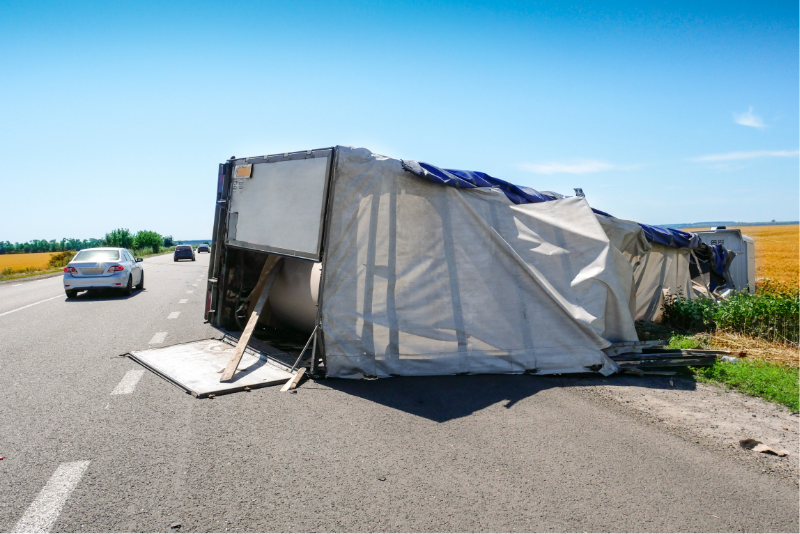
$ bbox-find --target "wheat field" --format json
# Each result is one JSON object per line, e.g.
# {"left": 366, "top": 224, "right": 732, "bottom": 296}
{"left": 682, "top": 224, "right": 799, "bottom": 286}
{"left": 0, "top": 252, "right": 55, "bottom": 271}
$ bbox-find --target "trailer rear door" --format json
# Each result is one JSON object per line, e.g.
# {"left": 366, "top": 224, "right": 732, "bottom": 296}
{"left": 226, "top": 149, "right": 333, "bottom": 261}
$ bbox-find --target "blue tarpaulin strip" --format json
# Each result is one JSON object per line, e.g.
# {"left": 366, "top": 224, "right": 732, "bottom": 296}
{"left": 401, "top": 159, "right": 700, "bottom": 250}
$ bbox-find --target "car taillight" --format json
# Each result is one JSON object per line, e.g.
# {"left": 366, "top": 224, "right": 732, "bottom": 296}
{"left": 107, "top": 264, "right": 125, "bottom": 273}
{"left": 64, "top": 266, "right": 77, "bottom": 273}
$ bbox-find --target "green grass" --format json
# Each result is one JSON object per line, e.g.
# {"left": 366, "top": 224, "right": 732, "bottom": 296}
{"left": 667, "top": 334, "right": 705, "bottom": 350}
{"left": 692, "top": 359, "right": 799, "bottom": 412}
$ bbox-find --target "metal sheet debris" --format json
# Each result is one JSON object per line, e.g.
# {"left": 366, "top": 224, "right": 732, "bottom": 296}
{"left": 128, "top": 337, "right": 293, "bottom": 397}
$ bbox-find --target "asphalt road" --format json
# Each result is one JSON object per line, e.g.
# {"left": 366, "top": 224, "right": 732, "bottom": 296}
{"left": 1, "top": 252, "right": 797, "bottom": 532}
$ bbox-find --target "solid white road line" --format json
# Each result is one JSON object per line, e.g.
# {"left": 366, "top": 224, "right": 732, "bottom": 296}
{"left": 111, "top": 370, "right": 145, "bottom": 395}
{"left": 167, "top": 311, "right": 180, "bottom": 319}
{"left": 12, "top": 460, "right": 91, "bottom": 533}
{"left": 148, "top": 331, "right": 168, "bottom": 344}
{"left": 179, "top": 299, "right": 188, "bottom": 304}
{"left": 0, "top": 295, "right": 62, "bottom": 318}
{"left": 12, "top": 284, "right": 22, "bottom": 287}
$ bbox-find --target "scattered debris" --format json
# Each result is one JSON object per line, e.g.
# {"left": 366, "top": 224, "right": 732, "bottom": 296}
{"left": 170, "top": 522, "right": 182, "bottom": 529}
{"left": 377, "top": 476, "right": 386, "bottom": 481}
{"left": 721, "top": 356, "right": 738, "bottom": 364}
{"left": 739, "top": 438, "right": 789, "bottom": 457}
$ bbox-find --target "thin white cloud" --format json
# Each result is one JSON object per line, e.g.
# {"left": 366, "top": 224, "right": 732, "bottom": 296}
{"left": 734, "top": 107, "right": 766, "bottom": 128}
{"left": 692, "top": 150, "right": 799, "bottom": 162}
{"left": 519, "top": 160, "right": 616, "bottom": 175}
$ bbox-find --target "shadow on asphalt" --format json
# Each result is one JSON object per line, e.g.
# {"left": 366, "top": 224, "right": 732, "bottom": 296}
{"left": 323, "top": 373, "right": 697, "bottom": 422}
{"left": 63, "top": 287, "right": 146, "bottom": 302}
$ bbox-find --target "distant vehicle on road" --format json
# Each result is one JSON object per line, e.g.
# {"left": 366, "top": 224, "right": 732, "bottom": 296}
{"left": 197, "top": 244, "right": 210, "bottom": 253}
{"left": 174, "top": 244, "right": 196, "bottom": 262}
{"left": 63, "top": 248, "right": 144, "bottom": 298}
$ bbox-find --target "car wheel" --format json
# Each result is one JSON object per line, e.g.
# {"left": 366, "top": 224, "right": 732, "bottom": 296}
{"left": 174, "top": 258, "right": 178, "bottom": 262}
{"left": 135, "top": 270, "right": 144, "bottom": 290}
{"left": 122, "top": 275, "right": 133, "bottom": 296}
{"left": 65, "top": 289, "right": 78, "bottom": 298}
{"left": 192, "top": 256, "right": 195, "bottom": 261}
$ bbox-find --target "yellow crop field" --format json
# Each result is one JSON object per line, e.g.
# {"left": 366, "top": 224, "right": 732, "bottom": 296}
{"left": 682, "top": 224, "right": 799, "bottom": 286}
{"left": 0, "top": 252, "right": 55, "bottom": 271}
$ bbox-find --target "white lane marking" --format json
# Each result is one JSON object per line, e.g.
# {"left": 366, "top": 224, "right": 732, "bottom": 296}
{"left": 0, "top": 295, "right": 62, "bottom": 318}
{"left": 111, "top": 370, "right": 145, "bottom": 395}
{"left": 168, "top": 311, "right": 180, "bottom": 319}
{"left": 186, "top": 290, "right": 193, "bottom": 294}
{"left": 149, "top": 331, "right": 167, "bottom": 344}
{"left": 191, "top": 283, "right": 198, "bottom": 287}
{"left": 178, "top": 299, "right": 188, "bottom": 304}
{"left": 12, "top": 460, "right": 91, "bottom": 533}
{"left": 13, "top": 284, "right": 22, "bottom": 287}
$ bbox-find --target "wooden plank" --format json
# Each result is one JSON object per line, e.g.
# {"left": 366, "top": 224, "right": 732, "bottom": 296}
{"left": 280, "top": 367, "right": 306, "bottom": 392}
{"left": 220, "top": 257, "right": 283, "bottom": 382}
{"left": 616, "top": 357, "right": 716, "bottom": 368}
{"left": 603, "top": 340, "right": 666, "bottom": 357}
{"left": 607, "top": 340, "right": 666, "bottom": 348}
{"left": 246, "top": 256, "right": 279, "bottom": 319}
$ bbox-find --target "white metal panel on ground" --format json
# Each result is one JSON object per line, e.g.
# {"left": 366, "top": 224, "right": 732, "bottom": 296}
{"left": 319, "top": 147, "right": 637, "bottom": 378}
{"left": 129, "top": 338, "right": 293, "bottom": 397}
{"left": 227, "top": 156, "right": 330, "bottom": 259}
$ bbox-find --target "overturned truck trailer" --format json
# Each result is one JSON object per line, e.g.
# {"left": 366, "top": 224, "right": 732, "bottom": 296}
{"left": 200, "top": 146, "right": 649, "bottom": 379}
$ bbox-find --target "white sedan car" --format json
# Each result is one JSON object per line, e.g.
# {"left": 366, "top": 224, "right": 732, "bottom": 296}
{"left": 63, "top": 247, "right": 144, "bottom": 298}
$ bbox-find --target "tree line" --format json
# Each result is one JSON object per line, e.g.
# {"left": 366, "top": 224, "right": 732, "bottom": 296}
{"left": 0, "top": 229, "right": 177, "bottom": 255}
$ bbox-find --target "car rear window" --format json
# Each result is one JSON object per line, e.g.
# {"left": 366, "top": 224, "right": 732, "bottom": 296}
{"left": 176, "top": 246, "right": 191, "bottom": 250}
{"left": 73, "top": 250, "right": 120, "bottom": 261}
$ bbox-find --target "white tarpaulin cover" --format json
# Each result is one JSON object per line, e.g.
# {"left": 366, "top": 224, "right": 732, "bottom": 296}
{"left": 633, "top": 244, "right": 694, "bottom": 322}
{"left": 595, "top": 214, "right": 652, "bottom": 320}
{"left": 319, "top": 147, "right": 638, "bottom": 378}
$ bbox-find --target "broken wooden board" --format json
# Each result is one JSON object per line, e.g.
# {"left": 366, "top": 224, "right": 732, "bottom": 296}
{"left": 614, "top": 356, "right": 717, "bottom": 368}
{"left": 221, "top": 256, "right": 283, "bottom": 382}
{"left": 280, "top": 367, "right": 306, "bottom": 392}
{"left": 603, "top": 340, "right": 666, "bottom": 357}
{"left": 128, "top": 338, "right": 293, "bottom": 398}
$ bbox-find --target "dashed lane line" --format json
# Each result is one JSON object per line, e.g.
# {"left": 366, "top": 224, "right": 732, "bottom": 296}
{"left": 186, "top": 290, "right": 194, "bottom": 294}
{"left": 179, "top": 299, "right": 188, "bottom": 304}
{"left": 149, "top": 331, "right": 168, "bottom": 344}
{"left": 191, "top": 283, "right": 198, "bottom": 287}
{"left": 0, "top": 295, "right": 62, "bottom": 318}
{"left": 12, "top": 460, "right": 91, "bottom": 533}
{"left": 168, "top": 311, "right": 180, "bottom": 319}
{"left": 111, "top": 370, "right": 145, "bottom": 395}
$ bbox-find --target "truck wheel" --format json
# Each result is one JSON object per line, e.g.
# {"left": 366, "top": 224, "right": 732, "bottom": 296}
{"left": 65, "top": 289, "right": 78, "bottom": 298}
{"left": 122, "top": 275, "right": 133, "bottom": 296}
{"left": 135, "top": 271, "right": 144, "bottom": 290}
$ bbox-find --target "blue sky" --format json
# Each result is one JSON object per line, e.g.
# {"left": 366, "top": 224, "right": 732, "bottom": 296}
{"left": 1, "top": 1, "right": 797, "bottom": 241}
